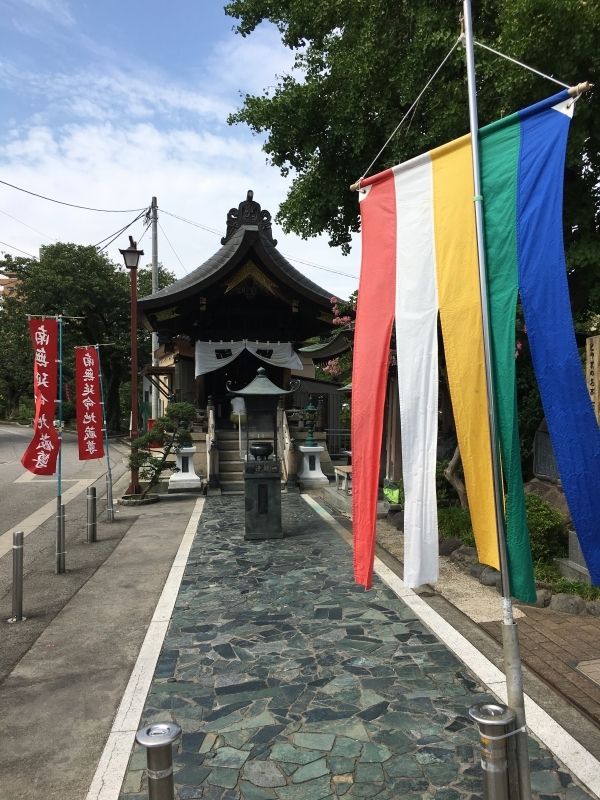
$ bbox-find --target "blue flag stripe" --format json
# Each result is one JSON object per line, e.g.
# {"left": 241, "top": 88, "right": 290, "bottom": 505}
{"left": 517, "top": 101, "right": 600, "bottom": 583}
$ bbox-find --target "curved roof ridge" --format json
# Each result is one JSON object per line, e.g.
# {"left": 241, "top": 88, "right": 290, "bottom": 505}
{"left": 138, "top": 226, "right": 334, "bottom": 308}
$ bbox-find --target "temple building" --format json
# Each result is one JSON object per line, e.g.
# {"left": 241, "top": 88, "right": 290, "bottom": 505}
{"left": 138, "top": 191, "right": 348, "bottom": 491}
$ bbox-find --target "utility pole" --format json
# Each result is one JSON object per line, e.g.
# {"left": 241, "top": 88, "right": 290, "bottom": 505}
{"left": 151, "top": 196, "right": 159, "bottom": 421}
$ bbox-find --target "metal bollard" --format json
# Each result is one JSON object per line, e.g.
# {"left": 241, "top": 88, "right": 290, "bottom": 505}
{"left": 135, "top": 722, "right": 182, "bottom": 800}
{"left": 86, "top": 487, "right": 97, "bottom": 543}
{"left": 469, "top": 702, "right": 516, "bottom": 800}
{"left": 8, "top": 531, "right": 25, "bottom": 623}
{"left": 106, "top": 473, "right": 115, "bottom": 522}
{"left": 56, "top": 502, "right": 66, "bottom": 574}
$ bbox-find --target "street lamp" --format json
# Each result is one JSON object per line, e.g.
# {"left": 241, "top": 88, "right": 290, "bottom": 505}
{"left": 120, "top": 235, "right": 144, "bottom": 495}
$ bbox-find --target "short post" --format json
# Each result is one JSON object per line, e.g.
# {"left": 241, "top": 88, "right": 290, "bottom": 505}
{"left": 8, "top": 531, "right": 25, "bottom": 623}
{"left": 135, "top": 722, "right": 182, "bottom": 800}
{"left": 56, "top": 502, "right": 66, "bottom": 574}
{"left": 86, "top": 487, "right": 97, "bottom": 543}
{"left": 469, "top": 702, "right": 516, "bottom": 800}
{"left": 105, "top": 472, "right": 115, "bottom": 522}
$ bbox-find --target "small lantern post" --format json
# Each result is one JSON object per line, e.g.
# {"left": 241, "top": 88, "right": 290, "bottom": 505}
{"left": 227, "top": 367, "right": 298, "bottom": 540}
{"left": 297, "top": 395, "right": 329, "bottom": 489}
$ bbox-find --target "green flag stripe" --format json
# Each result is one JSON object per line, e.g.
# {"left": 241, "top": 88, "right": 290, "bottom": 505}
{"left": 480, "top": 119, "right": 537, "bottom": 603}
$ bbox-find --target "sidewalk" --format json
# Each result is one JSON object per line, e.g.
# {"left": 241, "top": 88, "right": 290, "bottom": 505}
{"left": 0, "top": 486, "right": 201, "bottom": 800}
{"left": 108, "top": 495, "right": 599, "bottom": 800}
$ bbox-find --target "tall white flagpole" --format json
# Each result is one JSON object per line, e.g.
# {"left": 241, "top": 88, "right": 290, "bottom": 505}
{"left": 462, "top": 2, "right": 531, "bottom": 797}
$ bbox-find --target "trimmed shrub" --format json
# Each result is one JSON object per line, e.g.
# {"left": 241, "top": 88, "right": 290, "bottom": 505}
{"left": 525, "top": 493, "right": 567, "bottom": 563}
{"left": 437, "top": 506, "right": 475, "bottom": 547}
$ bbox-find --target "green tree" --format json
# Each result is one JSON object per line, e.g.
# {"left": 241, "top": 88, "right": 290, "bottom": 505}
{"left": 0, "top": 255, "right": 32, "bottom": 416}
{"left": 226, "top": 0, "right": 599, "bottom": 321}
{"left": 0, "top": 246, "right": 175, "bottom": 431}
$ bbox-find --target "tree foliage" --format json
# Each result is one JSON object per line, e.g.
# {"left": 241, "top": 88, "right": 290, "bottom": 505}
{"left": 226, "top": 0, "right": 599, "bottom": 321}
{"left": 0, "top": 245, "right": 175, "bottom": 430}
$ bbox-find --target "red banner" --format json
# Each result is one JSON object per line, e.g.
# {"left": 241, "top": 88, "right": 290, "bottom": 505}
{"left": 20, "top": 318, "right": 60, "bottom": 475}
{"left": 75, "top": 346, "right": 105, "bottom": 460}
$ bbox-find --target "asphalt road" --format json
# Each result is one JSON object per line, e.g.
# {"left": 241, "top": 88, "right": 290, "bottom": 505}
{"left": 0, "top": 423, "right": 131, "bottom": 681}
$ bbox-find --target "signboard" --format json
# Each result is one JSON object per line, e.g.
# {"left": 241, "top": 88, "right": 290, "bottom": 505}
{"left": 586, "top": 335, "right": 600, "bottom": 424}
{"left": 75, "top": 346, "right": 105, "bottom": 460}
{"left": 20, "top": 318, "right": 60, "bottom": 475}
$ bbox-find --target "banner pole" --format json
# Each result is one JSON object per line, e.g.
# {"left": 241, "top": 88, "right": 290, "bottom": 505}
{"left": 462, "top": 2, "right": 530, "bottom": 798}
{"left": 96, "top": 345, "right": 115, "bottom": 522}
{"left": 56, "top": 314, "right": 65, "bottom": 574}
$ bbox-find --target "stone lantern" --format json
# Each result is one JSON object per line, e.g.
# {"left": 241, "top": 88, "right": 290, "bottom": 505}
{"left": 227, "top": 368, "right": 298, "bottom": 540}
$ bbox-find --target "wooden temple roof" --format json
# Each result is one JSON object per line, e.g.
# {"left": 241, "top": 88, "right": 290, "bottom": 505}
{"left": 138, "top": 192, "right": 335, "bottom": 342}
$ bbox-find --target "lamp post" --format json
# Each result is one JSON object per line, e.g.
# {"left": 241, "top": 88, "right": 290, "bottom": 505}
{"left": 120, "top": 236, "right": 144, "bottom": 495}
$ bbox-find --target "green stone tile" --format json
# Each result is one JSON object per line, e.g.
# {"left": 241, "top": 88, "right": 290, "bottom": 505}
{"left": 291, "top": 758, "right": 328, "bottom": 783}
{"left": 328, "top": 756, "right": 355, "bottom": 775}
{"left": 270, "top": 743, "right": 323, "bottom": 765}
{"left": 206, "top": 766, "right": 239, "bottom": 789}
{"left": 239, "top": 781, "right": 278, "bottom": 800}
{"left": 276, "top": 774, "right": 331, "bottom": 800}
{"left": 384, "top": 755, "right": 422, "bottom": 778}
{"left": 211, "top": 746, "right": 250, "bottom": 768}
{"left": 530, "top": 771, "right": 563, "bottom": 794}
{"left": 359, "top": 743, "right": 392, "bottom": 763}
{"left": 292, "top": 733, "right": 335, "bottom": 751}
{"left": 423, "top": 762, "right": 459, "bottom": 785}
{"left": 355, "top": 762, "right": 384, "bottom": 783}
{"left": 331, "top": 738, "right": 363, "bottom": 758}
{"left": 173, "top": 765, "right": 210, "bottom": 786}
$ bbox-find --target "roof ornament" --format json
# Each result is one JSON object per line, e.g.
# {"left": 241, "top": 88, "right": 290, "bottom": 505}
{"left": 221, "top": 190, "right": 278, "bottom": 246}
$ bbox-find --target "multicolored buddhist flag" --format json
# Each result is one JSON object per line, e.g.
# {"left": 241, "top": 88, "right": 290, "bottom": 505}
{"left": 352, "top": 89, "right": 600, "bottom": 599}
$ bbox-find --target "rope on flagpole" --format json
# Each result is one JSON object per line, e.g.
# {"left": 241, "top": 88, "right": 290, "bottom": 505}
{"left": 473, "top": 39, "right": 572, "bottom": 89}
{"left": 350, "top": 37, "right": 462, "bottom": 191}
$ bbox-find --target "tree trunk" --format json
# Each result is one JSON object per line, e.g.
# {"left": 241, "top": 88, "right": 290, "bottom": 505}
{"left": 444, "top": 444, "right": 468, "bottom": 509}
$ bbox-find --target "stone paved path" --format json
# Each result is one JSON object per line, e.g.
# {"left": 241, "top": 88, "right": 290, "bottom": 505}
{"left": 118, "top": 496, "right": 595, "bottom": 800}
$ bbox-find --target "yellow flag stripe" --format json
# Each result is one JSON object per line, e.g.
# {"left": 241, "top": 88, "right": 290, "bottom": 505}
{"left": 431, "top": 136, "right": 500, "bottom": 569}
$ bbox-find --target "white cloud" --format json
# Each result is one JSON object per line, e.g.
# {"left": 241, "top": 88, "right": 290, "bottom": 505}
{"left": 0, "top": 120, "right": 359, "bottom": 298}
{"left": 0, "top": 16, "right": 359, "bottom": 299}
{"left": 22, "top": 0, "right": 74, "bottom": 26}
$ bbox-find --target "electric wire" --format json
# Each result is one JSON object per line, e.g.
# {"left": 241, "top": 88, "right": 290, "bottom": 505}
{"left": 137, "top": 220, "right": 152, "bottom": 246}
{"left": 0, "top": 240, "right": 38, "bottom": 259}
{"left": 473, "top": 40, "right": 571, "bottom": 89}
{"left": 0, "top": 207, "right": 58, "bottom": 242}
{"left": 160, "top": 206, "right": 357, "bottom": 279}
{"left": 158, "top": 220, "right": 189, "bottom": 274}
{"left": 0, "top": 177, "right": 146, "bottom": 213}
{"left": 160, "top": 208, "right": 222, "bottom": 236}
{"left": 94, "top": 209, "right": 148, "bottom": 251}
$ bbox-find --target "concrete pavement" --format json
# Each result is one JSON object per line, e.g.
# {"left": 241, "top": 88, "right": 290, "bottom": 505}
{"left": 0, "top": 462, "right": 201, "bottom": 800}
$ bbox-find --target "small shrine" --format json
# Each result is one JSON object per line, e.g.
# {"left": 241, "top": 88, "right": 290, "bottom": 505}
{"left": 138, "top": 191, "right": 345, "bottom": 491}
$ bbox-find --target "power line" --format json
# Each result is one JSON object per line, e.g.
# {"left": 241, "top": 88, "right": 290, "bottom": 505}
{"left": 159, "top": 208, "right": 222, "bottom": 236}
{"left": 0, "top": 207, "right": 58, "bottom": 242}
{"left": 0, "top": 177, "right": 146, "bottom": 213}
{"left": 158, "top": 220, "right": 188, "bottom": 274}
{"left": 95, "top": 210, "right": 148, "bottom": 251}
{"left": 0, "top": 240, "right": 38, "bottom": 259}
{"left": 159, "top": 206, "right": 357, "bottom": 280}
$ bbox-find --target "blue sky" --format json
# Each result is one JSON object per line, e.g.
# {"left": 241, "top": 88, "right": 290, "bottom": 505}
{"left": 0, "top": 0, "right": 359, "bottom": 298}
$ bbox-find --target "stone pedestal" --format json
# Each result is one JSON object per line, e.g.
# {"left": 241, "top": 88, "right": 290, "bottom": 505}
{"left": 244, "top": 460, "right": 283, "bottom": 540}
{"left": 168, "top": 446, "right": 202, "bottom": 492}
{"left": 297, "top": 445, "right": 329, "bottom": 489}
{"left": 556, "top": 530, "right": 591, "bottom": 584}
